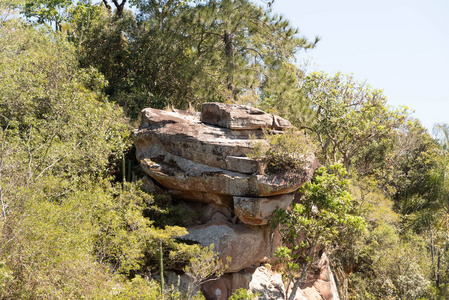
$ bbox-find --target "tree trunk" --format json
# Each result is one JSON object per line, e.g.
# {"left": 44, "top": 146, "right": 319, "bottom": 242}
{"left": 223, "top": 30, "right": 235, "bottom": 97}
{"left": 344, "top": 156, "right": 351, "bottom": 175}
{"left": 288, "top": 261, "right": 311, "bottom": 300}
{"left": 287, "top": 246, "right": 316, "bottom": 300}
{"left": 0, "top": 122, "right": 9, "bottom": 221}
{"left": 431, "top": 229, "right": 436, "bottom": 284}
{"left": 437, "top": 248, "right": 441, "bottom": 288}
{"left": 160, "top": 240, "right": 164, "bottom": 299}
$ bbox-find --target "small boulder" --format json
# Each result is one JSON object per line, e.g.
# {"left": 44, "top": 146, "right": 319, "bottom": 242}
{"left": 307, "top": 253, "right": 340, "bottom": 300}
{"left": 201, "top": 102, "right": 275, "bottom": 130}
{"left": 200, "top": 102, "right": 293, "bottom": 130}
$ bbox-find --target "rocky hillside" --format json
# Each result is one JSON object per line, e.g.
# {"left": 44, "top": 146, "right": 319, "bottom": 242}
{"left": 134, "top": 103, "right": 339, "bottom": 299}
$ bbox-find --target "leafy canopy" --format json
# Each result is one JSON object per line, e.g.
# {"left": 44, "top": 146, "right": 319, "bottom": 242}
{"left": 302, "top": 72, "right": 408, "bottom": 173}
{"left": 271, "top": 164, "right": 365, "bottom": 299}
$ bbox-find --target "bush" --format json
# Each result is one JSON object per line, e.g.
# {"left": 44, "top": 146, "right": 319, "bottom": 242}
{"left": 248, "top": 128, "right": 314, "bottom": 177}
{"left": 229, "top": 288, "right": 260, "bottom": 300}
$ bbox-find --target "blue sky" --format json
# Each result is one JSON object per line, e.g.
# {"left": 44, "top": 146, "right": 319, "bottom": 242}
{"left": 270, "top": 0, "right": 449, "bottom": 132}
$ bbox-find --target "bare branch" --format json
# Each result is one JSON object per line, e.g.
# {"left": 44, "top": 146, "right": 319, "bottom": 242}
{"left": 0, "top": 117, "right": 10, "bottom": 221}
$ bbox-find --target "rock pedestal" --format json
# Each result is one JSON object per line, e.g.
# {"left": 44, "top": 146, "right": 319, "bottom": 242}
{"left": 134, "top": 103, "right": 337, "bottom": 299}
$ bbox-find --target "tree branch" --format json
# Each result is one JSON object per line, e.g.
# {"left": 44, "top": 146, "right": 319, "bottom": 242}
{"left": 0, "top": 118, "right": 10, "bottom": 221}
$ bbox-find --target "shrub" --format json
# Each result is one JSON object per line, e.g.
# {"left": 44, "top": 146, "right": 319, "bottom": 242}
{"left": 248, "top": 128, "right": 314, "bottom": 177}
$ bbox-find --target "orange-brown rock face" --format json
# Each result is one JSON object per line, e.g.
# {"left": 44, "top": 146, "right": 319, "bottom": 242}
{"left": 201, "top": 254, "right": 339, "bottom": 300}
{"left": 134, "top": 103, "right": 338, "bottom": 299}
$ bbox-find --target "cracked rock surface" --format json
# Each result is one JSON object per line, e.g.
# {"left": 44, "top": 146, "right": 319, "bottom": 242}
{"left": 134, "top": 103, "right": 338, "bottom": 299}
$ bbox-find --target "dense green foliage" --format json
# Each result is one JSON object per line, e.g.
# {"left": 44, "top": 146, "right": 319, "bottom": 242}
{"left": 0, "top": 16, "right": 202, "bottom": 299}
{"left": 302, "top": 72, "right": 409, "bottom": 173}
{"left": 271, "top": 164, "right": 365, "bottom": 299}
{"left": 69, "top": 0, "right": 317, "bottom": 118}
{"left": 2, "top": 0, "right": 449, "bottom": 299}
{"left": 228, "top": 288, "right": 260, "bottom": 300}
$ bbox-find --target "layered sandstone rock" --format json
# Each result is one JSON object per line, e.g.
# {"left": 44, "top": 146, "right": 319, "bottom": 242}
{"left": 200, "top": 102, "right": 293, "bottom": 130}
{"left": 134, "top": 104, "right": 316, "bottom": 207}
{"left": 134, "top": 103, "right": 338, "bottom": 299}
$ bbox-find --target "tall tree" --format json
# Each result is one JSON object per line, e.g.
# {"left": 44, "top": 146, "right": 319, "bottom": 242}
{"left": 271, "top": 164, "right": 365, "bottom": 300}
{"left": 183, "top": 0, "right": 318, "bottom": 103}
{"left": 397, "top": 123, "right": 449, "bottom": 293}
{"left": 301, "top": 72, "right": 408, "bottom": 173}
{"left": 75, "top": 0, "right": 317, "bottom": 117}
{"left": 21, "top": 0, "right": 72, "bottom": 30}
{"left": 378, "top": 120, "right": 438, "bottom": 207}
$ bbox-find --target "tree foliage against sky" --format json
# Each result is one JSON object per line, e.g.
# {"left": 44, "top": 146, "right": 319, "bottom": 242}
{"left": 70, "top": 0, "right": 317, "bottom": 117}
{"left": 300, "top": 72, "right": 409, "bottom": 173}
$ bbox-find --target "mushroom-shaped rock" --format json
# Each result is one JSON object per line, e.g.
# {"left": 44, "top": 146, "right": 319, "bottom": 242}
{"left": 133, "top": 103, "right": 320, "bottom": 278}
{"left": 134, "top": 104, "right": 317, "bottom": 202}
{"left": 135, "top": 107, "right": 265, "bottom": 172}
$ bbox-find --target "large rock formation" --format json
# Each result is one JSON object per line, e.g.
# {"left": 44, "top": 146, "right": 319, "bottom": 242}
{"left": 134, "top": 103, "right": 338, "bottom": 299}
